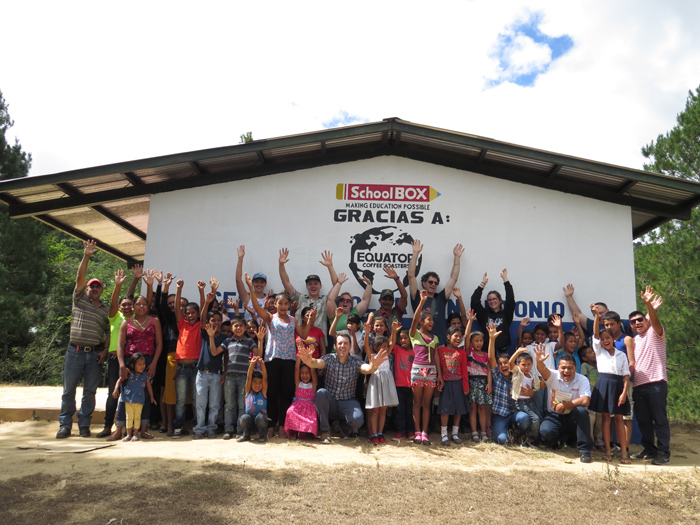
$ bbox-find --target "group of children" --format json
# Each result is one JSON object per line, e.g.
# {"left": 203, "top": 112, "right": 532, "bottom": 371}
{"left": 109, "top": 269, "right": 637, "bottom": 463}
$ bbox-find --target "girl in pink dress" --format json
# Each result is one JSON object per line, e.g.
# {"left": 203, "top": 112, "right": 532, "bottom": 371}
{"left": 285, "top": 349, "right": 318, "bottom": 439}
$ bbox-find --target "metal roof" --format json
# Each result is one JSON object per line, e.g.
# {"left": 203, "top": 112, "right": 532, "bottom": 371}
{"left": 1, "top": 117, "right": 698, "bottom": 265}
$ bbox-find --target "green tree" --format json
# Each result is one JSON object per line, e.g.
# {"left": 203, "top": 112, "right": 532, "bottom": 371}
{"left": 239, "top": 131, "right": 254, "bottom": 143}
{"left": 635, "top": 85, "right": 700, "bottom": 422}
{"left": 0, "top": 91, "right": 50, "bottom": 361}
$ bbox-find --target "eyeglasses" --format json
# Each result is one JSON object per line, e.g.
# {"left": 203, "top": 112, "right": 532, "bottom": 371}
{"left": 339, "top": 299, "right": 352, "bottom": 304}
{"left": 426, "top": 280, "right": 439, "bottom": 285}
{"left": 629, "top": 317, "right": 645, "bottom": 325}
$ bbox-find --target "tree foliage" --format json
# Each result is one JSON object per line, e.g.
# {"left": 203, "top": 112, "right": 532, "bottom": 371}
{"left": 635, "top": 85, "right": 700, "bottom": 422}
{"left": 239, "top": 131, "right": 254, "bottom": 144}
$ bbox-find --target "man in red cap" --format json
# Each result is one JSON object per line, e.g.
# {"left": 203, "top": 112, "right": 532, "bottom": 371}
{"left": 56, "top": 240, "right": 110, "bottom": 439}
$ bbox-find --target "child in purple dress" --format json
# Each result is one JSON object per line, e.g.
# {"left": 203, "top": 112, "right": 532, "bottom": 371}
{"left": 285, "top": 346, "right": 318, "bottom": 439}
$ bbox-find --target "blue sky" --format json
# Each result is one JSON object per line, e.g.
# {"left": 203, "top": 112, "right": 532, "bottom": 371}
{"left": 0, "top": 1, "right": 698, "bottom": 175}
{"left": 489, "top": 11, "right": 574, "bottom": 87}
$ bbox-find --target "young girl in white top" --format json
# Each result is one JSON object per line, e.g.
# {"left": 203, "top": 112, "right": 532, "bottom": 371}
{"left": 588, "top": 303, "right": 631, "bottom": 464}
{"left": 364, "top": 317, "right": 399, "bottom": 445}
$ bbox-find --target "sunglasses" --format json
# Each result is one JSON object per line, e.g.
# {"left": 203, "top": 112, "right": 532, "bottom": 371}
{"left": 629, "top": 317, "right": 645, "bottom": 325}
{"left": 426, "top": 280, "right": 439, "bottom": 285}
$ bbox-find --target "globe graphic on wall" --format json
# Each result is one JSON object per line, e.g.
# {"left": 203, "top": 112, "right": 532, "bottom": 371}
{"left": 348, "top": 226, "right": 420, "bottom": 294}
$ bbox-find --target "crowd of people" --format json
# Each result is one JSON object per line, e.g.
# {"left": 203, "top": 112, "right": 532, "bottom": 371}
{"left": 56, "top": 239, "right": 672, "bottom": 466}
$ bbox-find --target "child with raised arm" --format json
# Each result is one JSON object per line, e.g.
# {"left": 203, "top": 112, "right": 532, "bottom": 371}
{"left": 391, "top": 328, "right": 414, "bottom": 440}
{"left": 171, "top": 279, "right": 206, "bottom": 438}
{"left": 325, "top": 273, "right": 373, "bottom": 332}
{"left": 410, "top": 290, "right": 443, "bottom": 446}
{"left": 467, "top": 327, "right": 493, "bottom": 442}
{"left": 437, "top": 312, "right": 472, "bottom": 445}
{"left": 508, "top": 347, "right": 541, "bottom": 443}
{"left": 238, "top": 356, "right": 269, "bottom": 442}
{"left": 589, "top": 303, "right": 631, "bottom": 464}
{"left": 364, "top": 321, "right": 400, "bottom": 445}
{"left": 285, "top": 346, "right": 318, "bottom": 439}
{"left": 246, "top": 273, "right": 312, "bottom": 439}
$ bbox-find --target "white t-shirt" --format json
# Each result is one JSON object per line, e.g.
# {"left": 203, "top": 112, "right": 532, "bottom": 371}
{"left": 544, "top": 369, "right": 591, "bottom": 413}
{"left": 592, "top": 338, "right": 631, "bottom": 376}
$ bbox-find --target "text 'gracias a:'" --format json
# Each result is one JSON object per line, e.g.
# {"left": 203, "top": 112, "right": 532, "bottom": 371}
{"left": 333, "top": 209, "right": 449, "bottom": 224}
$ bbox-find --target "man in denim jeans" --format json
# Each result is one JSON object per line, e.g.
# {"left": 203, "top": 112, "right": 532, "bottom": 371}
{"left": 56, "top": 240, "right": 110, "bottom": 439}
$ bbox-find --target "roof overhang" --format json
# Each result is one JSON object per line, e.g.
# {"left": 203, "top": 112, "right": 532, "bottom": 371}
{"left": 1, "top": 117, "right": 698, "bottom": 264}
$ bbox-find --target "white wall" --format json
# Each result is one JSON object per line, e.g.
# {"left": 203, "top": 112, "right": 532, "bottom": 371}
{"left": 145, "top": 156, "right": 636, "bottom": 321}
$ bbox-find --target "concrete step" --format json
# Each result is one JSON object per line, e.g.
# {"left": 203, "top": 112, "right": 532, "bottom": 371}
{"left": 0, "top": 385, "right": 108, "bottom": 424}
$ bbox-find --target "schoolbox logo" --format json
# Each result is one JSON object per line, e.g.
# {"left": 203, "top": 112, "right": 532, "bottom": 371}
{"left": 336, "top": 183, "right": 440, "bottom": 202}
{"left": 348, "top": 226, "right": 421, "bottom": 294}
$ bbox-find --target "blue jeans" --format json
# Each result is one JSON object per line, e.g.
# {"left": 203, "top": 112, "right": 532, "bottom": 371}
{"left": 194, "top": 371, "right": 222, "bottom": 435}
{"left": 633, "top": 380, "right": 670, "bottom": 458}
{"left": 59, "top": 345, "right": 102, "bottom": 430}
{"left": 173, "top": 364, "right": 198, "bottom": 429}
{"left": 239, "top": 412, "right": 268, "bottom": 437}
{"left": 514, "top": 398, "right": 541, "bottom": 437}
{"left": 540, "top": 406, "right": 593, "bottom": 453}
{"left": 224, "top": 372, "right": 247, "bottom": 434}
{"left": 116, "top": 354, "right": 153, "bottom": 428}
{"left": 492, "top": 411, "right": 532, "bottom": 444}
{"left": 315, "top": 388, "right": 364, "bottom": 434}
{"left": 104, "top": 354, "right": 120, "bottom": 428}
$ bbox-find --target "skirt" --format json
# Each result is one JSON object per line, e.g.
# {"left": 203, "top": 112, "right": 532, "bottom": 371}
{"left": 162, "top": 352, "right": 178, "bottom": 405}
{"left": 437, "top": 379, "right": 470, "bottom": 415}
{"left": 366, "top": 369, "right": 399, "bottom": 409}
{"left": 468, "top": 376, "right": 493, "bottom": 405}
{"left": 590, "top": 373, "right": 630, "bottom": 415}
{"left": 410, "top": 364, "right": 437, "bottom": 388}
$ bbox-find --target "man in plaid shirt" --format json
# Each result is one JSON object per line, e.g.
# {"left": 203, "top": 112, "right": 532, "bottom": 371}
{"left": 298, "top": 331, "right": 387, "bottom": 444}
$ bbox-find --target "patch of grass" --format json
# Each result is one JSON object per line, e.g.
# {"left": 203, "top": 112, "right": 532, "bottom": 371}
{"left": 2, "top": 462, "right": 700, "bottom": 524}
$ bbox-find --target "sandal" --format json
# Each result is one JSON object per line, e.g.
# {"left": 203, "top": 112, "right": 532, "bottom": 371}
{"left": 480, "top": 432, "right": 489, "bottom": 442}
{"left": 122, "top": 436, "right": 131, "bottom": 442}
{"left": 620, "top": 458, "right": 631, "bottom": 465}
{"left": 602, "top": 454, "right": 612, "bottom": 462}
{"left": 131, "top": 435, "right": 140, "bottom": 442}
{"left": 279, "top": 428, "right": 288, "bottom": 439}
{"left": 140, "top": 431, "right": 154, "bottom": 440}
{"left": 471, "top": 432, "right": 480, "bottom": 442}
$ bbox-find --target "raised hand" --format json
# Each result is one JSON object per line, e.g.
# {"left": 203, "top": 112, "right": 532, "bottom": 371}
{"left": 209, "top": 277, "right": 219, "bottom": 292}
{"left": 500, "top": 268, "right": 508, "bottom": 282}
{"left": 197, "top": 280, "right": 206, "bottom": 290}
{"left": 279, "top": 248, "right": 290, "bottom": 265}
{"left": 481, "top": 273, "right": 488, "bottom": 286}
{"left": 519, "top": 317, "right": 531, "bottom": 327}
{"left": 369, "top": 348, "right": 389, "bottom": 368}
{"left": 419, "top": 289, "right": 428, "bottom": 301}
{"left": 115, "top": 269, "right": 127, "bottom": 286}
{"left": 176, "top": 279, "right": 184, "bottom": 289}
{"left": 237, "top": 245, "right": 245, "bottom": 259}
{"left": 244, "top": 273, "right": 253, "bottom": 288}
{"left": 641, "top": 286, "right": 656, "bottom": 304}
{"left": 164, "top": 272, "right": 173, "bottom": 287}
{"left": 337, "top": 273, "right": 349, "bottom": 285}
{"left": 533, "top": 343, "right": 549, "bottom": 363}
{"left": 452, "top": 287, "right": 462, "bottom": 299}
{"left": 467, "top": 308, "right": 477, "bottom": 322}
{"left": 383, "top": 264, "right": 399, "bottom": 281}
{"left": 319, "top": 250, "right": 334, "bottom": 268}
{"left": 227, "top": 297, "right": 238, "bottom": 308}
{"left": 589, "top": 302, "right": 598, "bottom": 315}
{"left": 651, "top": 294, "right": 663, "bottom": 311}
{"left": 360, "top": 275, "right": 372, "bottom": 286}
{"left": 563, "top": 283, "right": 575, "bottom": 297}
{"left": 83, "top": 239, "right": 98, "bottom": 257}
{"left": 487, "top": 322, "right": 502, "bottom": 339}
{"left": 205, "top": 323, "right": 216, "bottom": 337}
{"left": 335, "top": 307, "right": 344, "bottom": 318}
{"left": 411, "top": 239, "right": 423, "bottom": 254}
{"left": 306, "top": 308, "right": 317, "bottom": 323}
{"left": 289, "top": 301, "right": 299, "bottom": 317}
{"left": 206, "top": 291, "right": 217, "bottom": 304}
{"left": 257, "top": 325, "right": 267, "bottom": 342}
{"left": 142, "top": 270, "right": 154, "bottom": 286}
{"left": 551, "top": 314, "right": 562, "bottom": 327}
{"left": 132, "top": 263, "right": 143, "bottom": 280}
{"left": 453, "top": 243, "right": 464, "bottom": 257}
{"left": 391, "top": 321, "right": 402, "bottom": 333}
{"left": 153, "top": 270, "right": 163, "bottom": 285}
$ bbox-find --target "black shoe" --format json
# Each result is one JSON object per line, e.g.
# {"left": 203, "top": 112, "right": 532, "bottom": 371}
{"left": 651, "top": 454, "right": 670, "bottom": 466}
{"left": 632, "top": 450, "right": 656, "bottom": 460}
{"left": 79, "top": 427, "right": 91, "bottom": 438}
{"left": 580, "top": 451, "right": 592, "bottom": 463}
{"left": 56, "top": 428, "right": 71, "bottom": 439}
{"left": 96, "top": 428, "right": 112, "bottom": 438}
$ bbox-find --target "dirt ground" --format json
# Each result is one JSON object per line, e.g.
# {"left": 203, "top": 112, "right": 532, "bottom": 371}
{"left": 2, "top": 386, "right": 700, "bottom": 524}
